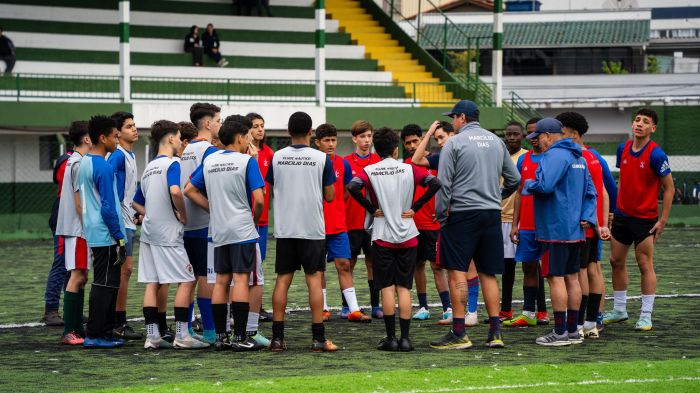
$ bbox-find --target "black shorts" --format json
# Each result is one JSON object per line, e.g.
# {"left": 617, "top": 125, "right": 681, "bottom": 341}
{"left": 184, "top": 237, "right": 208, "bottom": 277}
{"left": 416, "top": 230, "right": 438, "bottom": 263}
{"left": 275, "top": 238, "right": 326, "bottom": 274}
{"left": 579, "top": 236, "right": 599, "bottom": 268}
{"left": 541, "top": 242, "right": 581, "bottom": 277}
{"left": 214, "top": 242, "right": 256, "bottom": 274}
{"left": 611, "top": 215, "right": 656, "bottom": 246}
{"left": 438, "top": 210, "right": 504, "bottom": 275}
{"left": 371, "top": 243, "right": 417, "bottom": 290}
{"left": 348, "top": 229, "right": 372, "bottom": 259}
{"left": 91, "top": 245, "right": 121, "bottom": 289}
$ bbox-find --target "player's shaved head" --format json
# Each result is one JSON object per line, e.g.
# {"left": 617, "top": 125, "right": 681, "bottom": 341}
{"left": 189, "top": 102, "right": 221, "bottom": 128}
{"left": 68, "top": 120, "right": 89, "bottom": 146}
{"left": 219, "top": 120, "right": 249, "bottom": 146}
{"left": 150, "top": 120, "right": 179, "bottom": 145}
{"left": 288, "top": 111, "right": 312, "bottom": 137}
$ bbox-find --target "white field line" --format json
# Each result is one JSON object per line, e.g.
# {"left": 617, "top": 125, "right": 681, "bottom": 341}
{"left": 389, "top": 376, "right": 700, "bottom": 393}
{"left": 2, "top": 293, "right": 700, "bottom": 329}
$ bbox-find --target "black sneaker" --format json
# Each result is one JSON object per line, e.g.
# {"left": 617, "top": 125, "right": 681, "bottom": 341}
{"left": 231, "top": 337, "right": 262, "bottom": 352}
{"left": 429, "top": 330, "right": 473, "bottom": 350}
{"left": 269, "top": 337, "right": 287, "bottom": 352}
{"left": 377, "top": 336, "right": 399, "bottom": 351}
{"left": 214, "top": 336, "right": 233, "bottom": 351}
{"left": 485, "top": 331, "right": 505, "bottom": 348}
{"left": 41, "top": 310, "right": 64, "bottom": 327}
{"left": 192, "top": 317, "right": 203, "bottom": 333}
{"left": 399, "top": 337, "right": 414, "bottom": 352}
{"left": 160, "top": 327, "right": 175, "bottom": 349}
{"left": 113, "top": 323, "right": 143, "bottom": 340}
{"left": 259, "top": 309, "right": 272, "bottom": 322}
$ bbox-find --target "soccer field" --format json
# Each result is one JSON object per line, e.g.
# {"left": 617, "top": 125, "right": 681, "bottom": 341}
{"left": 0, "top": 228, "right": 699, "bottom": 393}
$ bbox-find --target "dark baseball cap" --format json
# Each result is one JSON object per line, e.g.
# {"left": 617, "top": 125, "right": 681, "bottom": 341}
{"left": 443, "top": 100, "right": 479, "bottom": 118}
{"left": 526, "top": 118, "right": 563, "bottom": 140}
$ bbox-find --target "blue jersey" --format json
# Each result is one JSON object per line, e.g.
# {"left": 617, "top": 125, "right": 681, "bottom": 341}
{"left": 77, "top": 154, "right": 125, "bottom": 247}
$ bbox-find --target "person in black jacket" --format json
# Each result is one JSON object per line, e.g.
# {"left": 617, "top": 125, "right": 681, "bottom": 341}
{"left": 202, "top": 23, "right": 229, "bottom": 67}
{"left": 184, "top": 25, "right": 204, "bottom": 66}
{"left": 0, "top": 27, "right": 16, "bottom": 75}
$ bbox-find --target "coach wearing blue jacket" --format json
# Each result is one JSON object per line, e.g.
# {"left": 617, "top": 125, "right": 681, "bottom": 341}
{"left": 523, "top": 118, "right": 597, "bottom": 347}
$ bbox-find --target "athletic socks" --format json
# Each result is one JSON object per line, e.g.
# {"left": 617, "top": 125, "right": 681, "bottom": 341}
{"left": 197, "top": 297, "right": 215, "bottom": 332}
{"left": 115, "top": 310, "right": 127, "bottom": 326}
{"left": 501, "top": 258, "right": 516, "bottom": 313}
{"left": 467, "top": 277, "right": 479, "bottom": 313}
{"left": 399, "top": 318, "right": 410, "bottom": 340}
{"left": 272, "top": 320, "right": 284, "bottom": 340}
{"left": 523, "top": 286, "right": 537, "bottom": 314}
{"left": 641, "top": 294, "right": 655, "bottom": 318}
{"left": 231, "top": 302, "right": 249, "bottom": 342}
{"left": 246, "top": 311, "right": 259, "bottom": 335}
{"left": 311, "top": 322, "right": 325, "bottom": 342}
{"left": 341, "top": 289, "right": 348, "bottom": 308}
{"left": 453, "top": 317, "right": 466, "bottom": 337}
{"left": 174, "top": 306, "right": 190, "bottom": 339}
{"left": 225, "top": 303, "right": 231, "bottom": 333}
{"left": 439, "top": 291, "right": 451, "bottom": 312}
{"left": 553, "top": 311, "right": 566, "bottom": 335}
{"left": 157, "top": 312, "right": 167, "bottom": 336}
{"left": 188, "top": 302, "right": 194, "bottom": 330}
{"left": 567, "top": 309, "right": 579, "bottom": 334}
{"left": 368, "top": 280, "right": 380, "bottom": 308}
{"left": 578, "top": 295, "right": 589, "bottom": 326}
{"left": 613, "top": 290, "right": 627, "bottom": 312}
{"left": 384, "top": 314, "right": 396, "bottom": 338}
{"left": 322, "top": 289, "right": 328, "bottom": 310}
{"left": 62, "top": 290, "right": 81, "bottom": 335}
{"left": 143, "top": 306, "right": 159, "bottom": 340}
{"left": 536, "top": 271, "right": 547, "bottom": 313}
{"left": 212, "top": 303, "right": 228, "bottom": 335}
{"left": 342, "top": 287, "right": 360, "bottom": 313}
{"left": 488, "top": 316, "right": 501, "bottom": 336}
{"left": 417, "top": 293, "right": 428, "bottom": 310}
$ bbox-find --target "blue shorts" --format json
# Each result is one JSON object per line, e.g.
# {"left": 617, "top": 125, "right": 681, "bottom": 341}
{"left": 125, "top": 228, "right": 136, "bottom": 257}
{"left": 257, "top": 225, "right": 268, "bottom": 261}
{"left": 514, "top": 230, "right": 542, "bottom": 263}
{"left": 326, "top": 232, "right": 351, "bottom": 261}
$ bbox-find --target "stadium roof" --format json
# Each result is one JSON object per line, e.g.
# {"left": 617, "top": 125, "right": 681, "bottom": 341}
{"left": 421, "top": 19, "right": 650, "bottom": 49}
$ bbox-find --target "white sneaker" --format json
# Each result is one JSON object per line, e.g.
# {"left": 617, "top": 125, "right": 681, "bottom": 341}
{"left": 144, "top": 337, "right": 161, "bottom": 350}
{"left": 465, "top": 311, "right": 478, "bottom": 327}
{"left": 412, "top": 307, "right": 430, "bottom": 320}
{"left": 437, "top": 308, "right": 453, "bottom": 325}
{"left": 583, "top": 326, "right": 599, "bottom": 339}
{"left": 174, "top": 335, "right": 210, "bottom": 349}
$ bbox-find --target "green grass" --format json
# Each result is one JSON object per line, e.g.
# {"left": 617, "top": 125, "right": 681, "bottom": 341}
{"left": 0, "top": 228, "right": 699, "bottom": 392}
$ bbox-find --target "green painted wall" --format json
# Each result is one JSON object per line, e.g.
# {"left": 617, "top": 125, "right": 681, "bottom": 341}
{"left": 326, "top": 106, "right": 510, "bottom": 130}
{"left": 0, "top": 102, "right": 132, "bottom": 129}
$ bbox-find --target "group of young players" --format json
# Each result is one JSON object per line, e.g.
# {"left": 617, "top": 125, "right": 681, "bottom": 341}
{"left": 51, "top": 99, "right": 672, "bottom": 351}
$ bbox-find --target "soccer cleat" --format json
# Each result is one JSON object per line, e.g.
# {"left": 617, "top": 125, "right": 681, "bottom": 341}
{"left": 635, "top": 316, "right": 653, "bottom": 331}
{"left": 269, "top": 337, "right": 287, "bottom": 352}
{"left": 61, "top": 332, "right": 84, "bottom": 346}
{"left": 536, "top": 311, "right": 550, "bottom": 325}
{"left": 596, "top": 312, "right": 605, "bottom": 332}
{"left": 347, "top": 311, "right": 371, "bottom": 323}
{"left": 399, "top": 337, "right": 414, "bottom": 352}
{"left": 602, "top": 310, "right": 629, "bottom": 325}
{"left": 465, "top": 311, "right": 478, "bottom": 327}
{"left": 437, "top": 308, "right": 453, "bottom": 325}
{"left": 83, "top": 337, "right": 123, "bottom": 348}
{"left": 192, "top": 317, "right": 203, "bottom": 333}
{"left": 485, "top": 332, "right": 505, "bottom": 348}
{"left": 41, "top": 310, "right": 64, "bottom": 327}
{"left": 250, "top": 332, "right": 271, "bottom": 348}
{"left": 482, "top": 310, "right": 511, "bottom": 325}
{"left": 430, "top": 330, "right": 473, "bottom": 350}
{"left": 106, "top": 336, "right": 125, "bottom": 346}
{"left": 201, "top": 330, "right": 217, "bottom": 344}
{"left": 160, "top": 327, "right": 175, "bottom": 349}
{"left": 214, "top": 336, "right": 233, "bottom": 351}
{"left": 144, "top": 337, "right": 161, "bottom": 350}
{"left": 569, "top": 330, "right": 583, "bottom": 345}
{"left": 339, "top": 306, "right": 350, "bottom": 319}
{"left": 377, "top": 336, "right": 399, "bottom": 351}
{"left": 412, "top": 307, "right": 430, "bottom": 320}
{"left": 311, "top": 339, "right": 338, "bottom": 353}
{"left": 535, "top": 330, "right": 571, "bottom": 346}
{"left": 113, "top": 323, "right": 143, "bottom": 340}
{"left": 322, "top": 310, "right": 331, "bottom": 322}
{"left": 583, "top": 326, "right": 599, "bottom": 339}
{"left": 173, "top": 335, "right": 210, "bottom": 349}
{"left": 231, "top": 337, "right": 262, "bottom": 352}
{"left": 503, "top": 314, "right": 536, "bottom": 327}
{"left": 259, "top": 309, "right": 272, "bottom": 323}
{"left": 371, "top": 306, "right": 384, "bottom": 319}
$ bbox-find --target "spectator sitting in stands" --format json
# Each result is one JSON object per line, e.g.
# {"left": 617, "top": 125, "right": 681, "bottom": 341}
{"left": 202, "top": 23, "right": 229, "bottom": 67}
{"left": 0, "top": 27, "right": 16, "bottom": 75}
{"left": 184, "top": 25, "right": 204, "bottom": 67}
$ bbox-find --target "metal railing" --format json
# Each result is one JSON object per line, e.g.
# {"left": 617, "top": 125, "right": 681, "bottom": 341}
{"left": 508, "top": 90, "right": 541, "bottom": 124}
{"left": 0, "top": 73, "right": 120, "bottom": 101}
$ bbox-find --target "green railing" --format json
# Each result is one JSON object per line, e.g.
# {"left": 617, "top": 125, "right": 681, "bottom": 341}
{"left": 508, "top": 90, "right": 542, "bottom": 125}
{"left": 0, "top": 73, "right": 121, "bottom": 101}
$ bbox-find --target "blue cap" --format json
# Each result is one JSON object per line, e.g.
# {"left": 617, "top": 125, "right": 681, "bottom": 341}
{"left": 526, "top": 118, "right": 563, "bottom": 140}
{"left": 443, "top": 100, "right": 479, "bottom": 118}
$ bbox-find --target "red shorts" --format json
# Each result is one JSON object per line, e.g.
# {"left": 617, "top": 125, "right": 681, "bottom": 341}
{"left": 62, "top": 236, "right": 91, "bottom": 271}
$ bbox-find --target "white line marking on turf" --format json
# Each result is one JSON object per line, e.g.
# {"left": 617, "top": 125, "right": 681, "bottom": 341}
{"left": 3, "top": 293, "right": 700, "bottom": 329}
{"left": 390, "top": 376, "right": 700, "bottom": 393}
